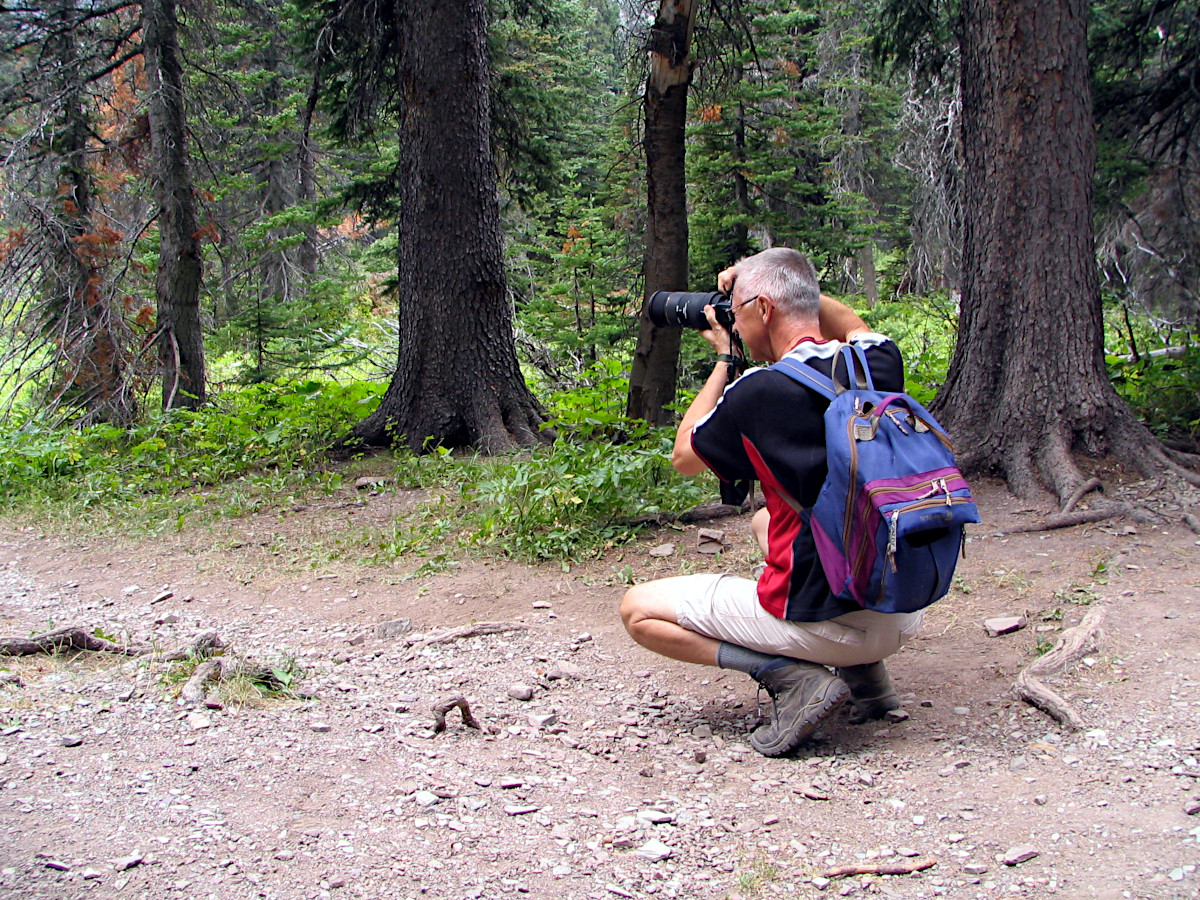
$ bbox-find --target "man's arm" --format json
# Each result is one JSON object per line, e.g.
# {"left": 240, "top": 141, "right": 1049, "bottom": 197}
{"left": 672, "top": 360, "right": 730, "bottom": 475}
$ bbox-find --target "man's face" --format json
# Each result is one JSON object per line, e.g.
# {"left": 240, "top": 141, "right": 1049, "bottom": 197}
{"left": 730, "top": 283, "right": 768, "bottom": 360}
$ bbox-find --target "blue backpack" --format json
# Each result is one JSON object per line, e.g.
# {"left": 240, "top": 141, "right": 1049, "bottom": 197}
{"left": 772, "top": 345, "right": 980, "bottom": 613}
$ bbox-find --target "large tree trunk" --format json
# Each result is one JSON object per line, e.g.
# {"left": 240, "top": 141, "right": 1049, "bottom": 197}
{"left": 933, "top": 0, "right": 1192, "bottom": 500}
{"left": 626, "top": 0, "right": 698, "bottom": 426}
{"left": 344, "top": 0, "right": 545, "bottom": 453}
{"left": 144, "top": 0, "right": 206, "bottom": 409}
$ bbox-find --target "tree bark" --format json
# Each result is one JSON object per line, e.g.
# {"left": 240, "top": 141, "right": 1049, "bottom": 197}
{"left": 933, "top": 0, "right": 1173, "bottom": 501}
{"left": 143, "top": 0, "right": 206, "bottom": 409}
{"left": 343, "top": 0, "right": 545, "bottom": 452}
{"left": 626, "top": 0, "right": 698, "bottom": 426}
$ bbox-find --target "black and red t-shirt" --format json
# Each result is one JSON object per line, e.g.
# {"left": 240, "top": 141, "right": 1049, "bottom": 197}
{"left": 690, "top": 335, "right": 904, "bottom": 622}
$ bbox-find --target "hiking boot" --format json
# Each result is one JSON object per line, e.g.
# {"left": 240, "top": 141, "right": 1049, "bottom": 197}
{"left": 837, "top": 661, "right": 900, "bottom": 723}
{"left": 748, "top": 660, "right": 849, "bottom": 757}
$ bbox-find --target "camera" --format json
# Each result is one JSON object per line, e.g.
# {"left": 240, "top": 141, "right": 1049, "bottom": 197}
{"left": 647, "top": 291, "right": 732, "bottom": 330}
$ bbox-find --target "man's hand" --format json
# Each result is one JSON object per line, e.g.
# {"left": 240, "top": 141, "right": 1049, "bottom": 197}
{"left": 698, "top": 304, "right": 734, "bottom": 355}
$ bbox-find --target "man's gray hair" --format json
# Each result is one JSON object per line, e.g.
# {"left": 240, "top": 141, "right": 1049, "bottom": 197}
{"left": 734, "top": 248, "right": 820, "bottom": 320}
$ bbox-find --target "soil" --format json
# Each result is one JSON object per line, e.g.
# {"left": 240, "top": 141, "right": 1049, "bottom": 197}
{"left": 1, "top": 471, "right": 1199, "bottom": 900}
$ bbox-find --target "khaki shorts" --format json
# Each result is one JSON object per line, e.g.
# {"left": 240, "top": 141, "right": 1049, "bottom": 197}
{"left": 669, "top": 573, "right": 923, "bottom": 667}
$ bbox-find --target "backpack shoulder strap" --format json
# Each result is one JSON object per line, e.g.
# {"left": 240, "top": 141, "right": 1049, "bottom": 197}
{"left": 837, "top": 344, "right": 875, "bottom": 392}
{"left": 771, "top": 356, "right": 838, "bottom": 400}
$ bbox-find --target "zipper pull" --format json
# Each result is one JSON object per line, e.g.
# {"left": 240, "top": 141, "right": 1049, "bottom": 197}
{"left": 885, "top": 409, "right": 909, "bottom": 434}
{"left": 887, "top": 510, "right": 899, "bottom": 572}
{"left": 942, "top": 478, "right": 952, "bottom": 506}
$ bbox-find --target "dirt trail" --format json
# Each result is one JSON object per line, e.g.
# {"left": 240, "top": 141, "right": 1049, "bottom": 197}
{"left": 1, "top": 478, "right": 1199, "bottom": 900}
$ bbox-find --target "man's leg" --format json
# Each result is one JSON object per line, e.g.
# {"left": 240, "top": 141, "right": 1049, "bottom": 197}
{"left": 621, "top": 575, "right": 848, "bottom": 757}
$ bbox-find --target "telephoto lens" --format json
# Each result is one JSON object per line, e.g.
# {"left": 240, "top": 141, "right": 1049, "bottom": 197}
{"left": 647, "top": 291, "right": 732, "bottom": 329}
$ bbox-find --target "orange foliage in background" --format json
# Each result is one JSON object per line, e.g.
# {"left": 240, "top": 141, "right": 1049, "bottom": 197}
{"left": 0, "top": 228, "right": 28, "bottom": 263}
{"left": 697, "top": 104, "right": 723, "bottom": 123}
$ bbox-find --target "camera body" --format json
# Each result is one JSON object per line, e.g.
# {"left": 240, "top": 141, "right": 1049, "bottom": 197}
{"left": 647, "top": 291, "right": 732, "bottom": 330}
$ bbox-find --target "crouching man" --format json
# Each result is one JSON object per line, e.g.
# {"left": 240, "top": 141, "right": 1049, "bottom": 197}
{"left": 620, "top": 248, "right": 922, "bottom": 756}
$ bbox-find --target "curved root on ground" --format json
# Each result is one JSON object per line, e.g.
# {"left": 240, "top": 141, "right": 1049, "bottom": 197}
{"left": 1013, "top": 607, "right": 1105, "bottom": 730}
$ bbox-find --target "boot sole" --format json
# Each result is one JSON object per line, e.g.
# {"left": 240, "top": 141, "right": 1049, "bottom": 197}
{"left": 750, "top": 678, "right": 851, "bottom": 757}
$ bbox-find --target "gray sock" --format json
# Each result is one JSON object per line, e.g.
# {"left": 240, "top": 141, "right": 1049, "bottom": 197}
{"left": 716, "top": 642, "right": 783, "bottom": 675}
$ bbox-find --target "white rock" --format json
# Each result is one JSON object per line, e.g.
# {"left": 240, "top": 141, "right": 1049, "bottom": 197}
{"left": 1001, "top": 845, "right": 1039, "bottom": 866}
{"left": 635, "top": 839, "right": 673, "bottom": 862}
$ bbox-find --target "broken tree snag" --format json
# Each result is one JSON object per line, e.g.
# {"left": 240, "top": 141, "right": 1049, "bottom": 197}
{"left": 0, "top": 626, "right": 142, "bottom": 657}
{"left": 1013, "top": 607, "right": 1105, "bottom": 730}
{"left": 180, "top": 658, "right": 228, "bottom": 703}
{"left": 159, "top": 630, "right": 226, "bottom": 662}
{"left": 431, "top": 696, "right": 481, "bottom": 734}
{"left": 821, "top": 857, "right": 937, "bottom": 878}
{"left": 404, "top": 622, "right": 527, "bottom": 660}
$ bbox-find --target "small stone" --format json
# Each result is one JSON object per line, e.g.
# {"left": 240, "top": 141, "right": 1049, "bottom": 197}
{"left": 635, "top": 839, "right": 673, "bottom": 862}
{"left": 532, "top": 601, "right": 552, "bottom": 609}
{"left": 81, "top": 867, "right": 101, "bottom": 880}
{"left": 1165, "top": 609, "right": 1181, "bottom": 619}
{"left": 44, "top": 860, "right": 70, "bottom": 871}
{"left": 375, "top": 619, "right": 412, "bottom": 639}
{"left": 1168, "top": 868, "right": 1185, "bottom": 882}
{"left": 963, "top": 864, "right": 988, "bottom": 875}
{"left": 1183, "top": 801, "right": 1200, "bottom": 816}
{"left": 884, "top": 708, "right": 909, "bottom": 722}
{"left": 694, "top": 749, "right": 707, "bottom": 764}
{"left": 984, "top": 615, "right": 1027, "bottom": 636}
{"left": 274, "top": 851, "right": 295, "bottom": 861}
{"left": 637, "top": 809, "right": 674, "bottom": 825}
{"left": 203, "top": 694, "right": 223, "bottom": 710}
{"left": 310, "top": 723, "right": 332, "bottom": 733}
{"left": 150, "top": 589, "right": 174, "bottom": 604}
{"left": 185, "top": 712, "right": 211, "bottom": 731}
{"left": 811, "top": 876, "right": 831, "bottom": 890}
{"left": 61, "top": 734, "right": 83, "bottom": 748}
{"left": 896, "top": 848, "right": 920, "bottom": 858}
{"left": 648, "top": 543, "right": 675, "bottom": 558}
{"left": 1033, "top": 795, "right": 1048, "bottom": 806}
{"left": 696, "top": 528, "right": 727, "bottom": 554}
{"left": 328, "top": 876, "right": 346, "bottom": 888}
{"left": 508, "top": 683, "right": 535, "bottom": 701}
{"left": 606, "top": 885, "right": 635, "bottom": 899}
{"left": 528, "top": 713, "right": 558, "bottom": 729}
{"left": 354, "top": 476, "right": 389, "bottom": 490}
{"left": 413, "top": 791, "right": 440, "bottom": 807}
{"left": 762, "top": 814, "right": 780, "bottom": 826}
{"left": 498, "top": 777, "right": 523, "bottom": 789}
{"left": 112, "top": 854, "right": 142, "bottom": 872}
{"left": 505, "top": 805, "right": 539, "bottom": 816}
{"left": 953, "top": 707, "right": 970, "bottom": 716}
{"left": 546, "top": 660, "right": 583, "bottom": 680}
{"left": 1001, "top": 845, "right": 1039, "bottom": 866}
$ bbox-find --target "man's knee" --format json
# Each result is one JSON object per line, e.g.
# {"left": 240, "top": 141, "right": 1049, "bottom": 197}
{"left": 620, "top": 582, "right": 675, "bottom": 636}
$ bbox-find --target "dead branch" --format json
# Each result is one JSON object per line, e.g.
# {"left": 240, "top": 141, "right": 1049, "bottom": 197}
{"left": 1059, "top": 477, "right": 1101, "bottom": 515}
{"left": 1013, "top": 607, "right": 1105, "bottom": 731}
{"left": 431, "top": 696, "right": 481, "bottom": 734}
{"left": 0, "top": 626, "right": 142, "bottom": 656}
{"left": 404, "top": 622, "right": 526, "bottom": 659}
{"left": 821, "top": 857, "right": 937, "bottom": 878}
{"left": 158, "top": 630, "right": 226, "bottom": 662}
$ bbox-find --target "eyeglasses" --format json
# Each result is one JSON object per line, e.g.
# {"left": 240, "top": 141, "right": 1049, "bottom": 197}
{"left": 731, "top": 294, "right": 760, "bottom": 315}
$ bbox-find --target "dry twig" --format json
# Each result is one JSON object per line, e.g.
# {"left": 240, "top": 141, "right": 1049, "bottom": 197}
{"left": 404, "top": 622, "right": 526, "bottom": 660}
{"left": 821, "top": 857, "right": 937, "bottom": 878}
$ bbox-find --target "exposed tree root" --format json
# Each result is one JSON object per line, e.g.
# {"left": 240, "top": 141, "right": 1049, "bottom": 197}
{"left": 1149, "top": 443, "right": 1200, "bottom": 487}
{"left": 821, "top": 858, "right": 937, "bottom": 878}
{"left": 1013, "top": 607, "right": 1105, "bottom": 730}
{"left": 431, "top": 696, "right": 481, "bottom": 733}
{"left": 1184, "top": 514, "right": 1200, "bottom": 535}
{"left": 0, "top": 626, "right": 143, "bottom": 657}
{"left": 998, "top": 499, "right": 1160, "bottom": 535}
{"left": 404, "top": 622, "right": 527, "bottom": 660}
{"left": 624, "top": 500, "right": 750, "bottom": 527}
{"left": 1059, "top": 477, "right": 1101, "bottom": 515}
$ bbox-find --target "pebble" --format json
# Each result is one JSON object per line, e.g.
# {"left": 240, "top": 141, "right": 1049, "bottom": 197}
{"left": 1184, "top": 801, "right": 1200, "bottom": 816}
{"left": 635, "top": 839, "right": 673, "bottom": 862}
{"left": 310, "top": 723, "right": 332, "bottom": 733}
{"left": 414, "top": 791, "right": 440, "bottom": 807}
{"left": 648, "top": 543, "right": 675, "bottom": 557}
{"left": 81, "top": 867, "right": 100, "bottom": 880}
{"left": 811, "top": 876, "right": 831, "bottom": 889}
{"left": 885, "top": 708, "right": 910, "bottom": 722}
{"left": 186, "top": 713, "right": 211, "bottom": 731}
{"left": 44, "top": 860, "right": 70, "bottom": 871}
{"left": 1001, "top": 846, "right": 1039, "bottom": 866}
{"left": 963, "top": 863, "right": 989, "bottom": 875}
{"left": 984, "top": 616, "right": 1027, "bottom": 636}
{"left": 504, "top": 805, "right": 539, "bottom": 816}
{"left": 61, "top": 734, "right": 83, "bottom": 747}
{"left": 112, "top": 854, "right": 142, "bottom": 872}
{"left": 508, "top": 683, "right": 535, "bottom": 701}
{"left": 528, "top": 713, "right": 558, "bottom": 729}
{"left": 953, "top": 707, "right": 970, "bottom": 715}
{"left": 547, "top": 660, "right": 583, "bottom": 680}
{"left": 532, "top": 601, "right": 551, "bottom": 609}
